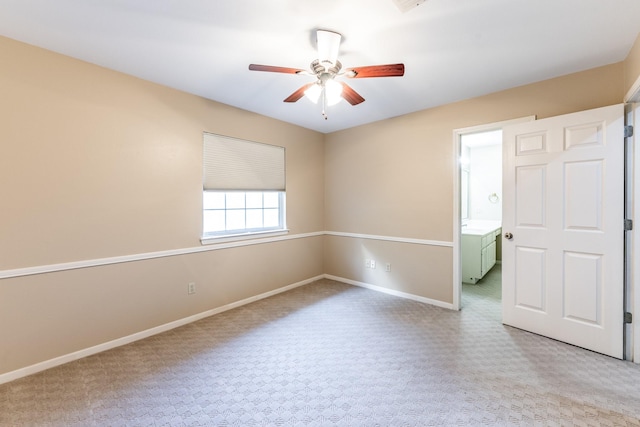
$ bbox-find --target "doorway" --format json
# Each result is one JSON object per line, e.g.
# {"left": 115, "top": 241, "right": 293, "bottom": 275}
{"left": 460, "top": 130, "right": 502, "bottom": 308}
{"left": 452, "top": 116, "right": 535, "bottom": 311}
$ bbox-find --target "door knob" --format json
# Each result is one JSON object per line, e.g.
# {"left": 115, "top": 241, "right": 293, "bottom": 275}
{"left": 504, "top": 232, "right": 513, "bottom": 240}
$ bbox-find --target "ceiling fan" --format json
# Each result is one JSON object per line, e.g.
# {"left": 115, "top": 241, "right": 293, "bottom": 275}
{"left": 248, "top": 29, "right": 405, "bottom": 119}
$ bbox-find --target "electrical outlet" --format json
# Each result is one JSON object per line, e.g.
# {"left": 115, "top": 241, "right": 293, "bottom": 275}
{"left": 386, "top": 263, "right": 391, "bottom": 272}
{"left": 188, "top": 282, "right": 196, "bottom": 295}
{"left": 370, "top": 260, "right": 376, "bottom": 269}
{"left": 365, "top": 259, "right": 371, "bottom": 268}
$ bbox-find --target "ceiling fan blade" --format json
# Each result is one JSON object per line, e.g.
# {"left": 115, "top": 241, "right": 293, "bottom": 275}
{"left": 339, "top": 82, "right": 365, "bottom": 105}
{"left": 345, "top": 63, "right": 405, "bottom": 78}
{"left": 249, "top": 64, "right": 306, "bottom": 74}
{"left": 283, "top": 83, "right": 315, "bottom": 103}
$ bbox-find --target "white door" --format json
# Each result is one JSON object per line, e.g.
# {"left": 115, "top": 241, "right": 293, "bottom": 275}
{"left": 502, "top": 104, "right": 625, "bottom": 359}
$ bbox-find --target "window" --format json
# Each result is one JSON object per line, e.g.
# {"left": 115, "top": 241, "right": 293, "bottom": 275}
{"left": 203, "top": 191, "right": 284, "bottom": 235}
{"left": 202, "top": 133, "right": 286, "bottom": 241}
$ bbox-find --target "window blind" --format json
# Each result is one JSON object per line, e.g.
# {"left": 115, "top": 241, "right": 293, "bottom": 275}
{"left": 203, "top": 133, "right": 285, "bottom": 191}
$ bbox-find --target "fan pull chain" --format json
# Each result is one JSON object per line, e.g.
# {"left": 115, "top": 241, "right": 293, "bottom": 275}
{"left": 322, "top": 88, "right": 328, "bottom": 120}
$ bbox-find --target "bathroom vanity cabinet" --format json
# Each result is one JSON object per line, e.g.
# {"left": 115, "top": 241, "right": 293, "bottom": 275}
{"left": 461, "top": 225, "right": 501, "bottom": 284}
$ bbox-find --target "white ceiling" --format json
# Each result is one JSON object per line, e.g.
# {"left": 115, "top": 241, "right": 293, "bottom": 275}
{"left": 0, "top": 0, "right": 639, "bottom": 133}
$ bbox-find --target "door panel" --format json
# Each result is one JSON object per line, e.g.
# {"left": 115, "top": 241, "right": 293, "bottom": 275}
{"left": 564, "top": 161, "right": 602, "bottom": 230}
{"left": 563, "top": 251, "right": 601, "bottom": 324}
{"left": 516, "top": 165, "right": 546, "bottom": 227}
{"left": 515, "top": 246, "right": 546, "bottom": 312}
{"left": 503, "top": 104, "right": 624, "bottom": 359}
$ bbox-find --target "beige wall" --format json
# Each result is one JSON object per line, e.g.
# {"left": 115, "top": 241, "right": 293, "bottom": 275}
{"left": 324, "top": 236, "right": 453, "bottom": 304}
{"left": 0, "top": 37, "right": 324, "bottom": 269}
{"left": 324, "top": 63, "right": 624, "bottom": 304}
{"left": 0, "top": 36, "right": 325, "bottom": 375}
{"left": 624, "top": 32, "right": 640, "bottom": 98}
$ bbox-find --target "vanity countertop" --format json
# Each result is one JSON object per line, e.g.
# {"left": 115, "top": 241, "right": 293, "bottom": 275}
{"left": 461, "top": 220, "right": 501, "bottom": 236}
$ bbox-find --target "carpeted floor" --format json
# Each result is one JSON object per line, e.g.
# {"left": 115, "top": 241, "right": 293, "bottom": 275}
{"left": 1, "top": 266, "right": 640, "bottom": 426}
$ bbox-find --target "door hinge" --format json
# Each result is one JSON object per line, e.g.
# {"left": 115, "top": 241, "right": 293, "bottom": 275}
{"left": 625, "top": 125, "right": 634, "bottom": 138}
{"left": 624, "top": 219, "right": 633, "bottom": 231}
{"left": 624, "top": 312, "right": 633, "bottom": 324}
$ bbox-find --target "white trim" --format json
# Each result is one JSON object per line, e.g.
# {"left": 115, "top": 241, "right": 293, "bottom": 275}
{"left": 0, "top": 275, "right": 324, "bottom": 385}
{"left": 201, "top": 229, "right": 289, "bottom": 245}
{"left": 453, "top": 116, "right": 536, "bottom": 136}
{"left": 630, "top": 102, "right": 640, "bottom": 363}
{"left": 325, "top": 274, "right": 455, "bottom": 310}
{"left": 0, "top": 231, "right": 452, "bottom": 280}
{"left": 325, "top": 231, "right": 453, "bottom": 247}
{"left": 452, "top": 132, "right": 462, "bottom": 310}
{"left": 624, "top": 75, "right": 640, "bottom": 103}
{"left": 452, "top": 116, "right": 536, "bottom": 311}
{"left": 0, "top": 231, "right": 323, "bottom": 280}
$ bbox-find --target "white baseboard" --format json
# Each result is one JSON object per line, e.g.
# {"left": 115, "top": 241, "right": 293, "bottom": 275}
{"left": 0, "top": 274, "right": 324, "bottom": 385}
{"left": 0, "top": 273, "right": 454, "bottom": 384}
{"left": 324, "top": 274, "right": 455, "bottom": 310}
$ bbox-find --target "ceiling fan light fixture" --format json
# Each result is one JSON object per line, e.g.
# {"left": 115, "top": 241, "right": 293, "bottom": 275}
{"left": 325, "top": 79, "right": 343, "bottom": 106}
{"left": 316, "top": 30, "right": 341, "bottom": 69}
{"left": 304, "top": 83, "right": 322, "bottom": 103}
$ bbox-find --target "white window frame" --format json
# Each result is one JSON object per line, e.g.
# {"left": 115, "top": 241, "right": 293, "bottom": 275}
{"left": 201, "top": 190, "right": 287, "bottom": 244}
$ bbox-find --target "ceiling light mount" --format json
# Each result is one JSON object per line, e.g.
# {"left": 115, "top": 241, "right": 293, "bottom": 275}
{"left": 316, "top": 30, "right": 342, "bottom": 70}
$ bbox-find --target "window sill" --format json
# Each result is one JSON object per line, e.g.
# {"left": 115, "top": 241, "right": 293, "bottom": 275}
{"left": 200, "top": 229, "right": 289, "bottom": 246}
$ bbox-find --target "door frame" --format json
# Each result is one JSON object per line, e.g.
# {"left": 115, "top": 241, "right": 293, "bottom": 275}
{"left": 452, "top": 116, "right": 535, "bottom": 311}
{"left": 624, "top": 93, "right": 640, "bottom": 364}
{"left": 625, "top": 102, "right": 636, "bottom": 361}
{"left": 625, "top": 78, "right": 640, "bottom": 362}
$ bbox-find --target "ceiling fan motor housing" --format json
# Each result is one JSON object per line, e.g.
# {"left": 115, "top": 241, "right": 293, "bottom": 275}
{"left": 311, "top": 59, "right": 342, "bottom": 76}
